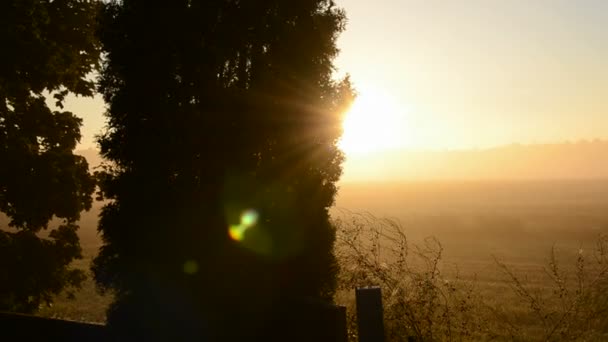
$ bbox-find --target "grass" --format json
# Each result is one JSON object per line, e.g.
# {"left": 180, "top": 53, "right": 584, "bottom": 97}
{"left": 36, "top": 244, "right": 112, "bottom": 324}
{"left": 333, "top": 210, "right": 608, "bottom": 341}
{"left": 36, "top": 179, "right": 608, "bottom": 340}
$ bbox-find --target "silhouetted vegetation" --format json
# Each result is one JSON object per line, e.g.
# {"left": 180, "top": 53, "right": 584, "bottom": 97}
{"left": 92, "top": 0, "right": 353, "bottom": 339}
{"left": 335, "top": 212, "right": 490, "bottom": 341}
{"left": 492, "top": 238, "right": 608, "bottom": 340}
{"left": 334, "top": 211, "right": 608, "bottom": 341}
{"left": 0, "top": 0, "right": 99, "bottom": 312}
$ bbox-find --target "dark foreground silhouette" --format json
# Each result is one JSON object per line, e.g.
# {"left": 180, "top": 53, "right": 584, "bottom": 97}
{"left": 1, "top": 297, "right": 347, "bottom": 342}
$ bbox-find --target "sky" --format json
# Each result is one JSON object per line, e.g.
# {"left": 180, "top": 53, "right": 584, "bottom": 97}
{"left": 64, "top": 0, "right": 608, "bottom": 152}
{"left": 334, "top": 0, "right": 608, "bottom": 150}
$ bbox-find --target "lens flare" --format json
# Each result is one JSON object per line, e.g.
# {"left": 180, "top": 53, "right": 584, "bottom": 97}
{"left": 228, "top": 209, "right": 259, "bottom": 241}
{"left": 241, "top": 209, "right": 259, "bottom": 227}
{"left": 228, "top": 224, "right": 246, "bottom": 241}
{"left": 183, "top": 260, "right": 198, "bottom": 275}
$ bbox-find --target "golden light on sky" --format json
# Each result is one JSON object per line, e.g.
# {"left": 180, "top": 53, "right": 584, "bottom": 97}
{"left": 60, "top": 0, "right": 608, "bottom": 183}
{"left": 334, "top": 0, "right": 608, "bottom": 151}
{"left": 339, "top": 85, "right": 409, "bottom": 156}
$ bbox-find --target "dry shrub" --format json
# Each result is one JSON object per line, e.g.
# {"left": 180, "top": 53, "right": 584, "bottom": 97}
{"left": 334, "top": 211, "right": 490, "bottom": 341}
{"left": 492, "top": 234, "right": 608, "bottom": 341}
{"left": 333, "top": 211, "right": 608, "bottom": 341}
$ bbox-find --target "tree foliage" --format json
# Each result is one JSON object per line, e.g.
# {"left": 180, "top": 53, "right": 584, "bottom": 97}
{"left": 0, "top": 0, "right": 99, "bottom": 312}
{"left": 93, "top": 0, "right": 353, "bottom": 339}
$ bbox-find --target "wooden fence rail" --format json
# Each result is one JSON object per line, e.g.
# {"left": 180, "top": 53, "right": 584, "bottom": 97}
{"left": 0, "top": 296, "right": 350, "bottom": 341}
{"left": 1, "top": 288, "right": 391, "bottom": 341}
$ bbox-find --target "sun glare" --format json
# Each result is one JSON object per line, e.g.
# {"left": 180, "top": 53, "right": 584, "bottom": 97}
{"left": 338, "top": 86, "right": 408, "bottom": 157}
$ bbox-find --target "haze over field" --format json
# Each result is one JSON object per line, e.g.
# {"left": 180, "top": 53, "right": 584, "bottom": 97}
{"left": 79, "top": 140, "right": 608, "bottom": 183}
{"left": 341, "top": 140, "right": 608, "bottom": 182}
{"left": 74, "top": 141, "right": 608, "bottom": 258}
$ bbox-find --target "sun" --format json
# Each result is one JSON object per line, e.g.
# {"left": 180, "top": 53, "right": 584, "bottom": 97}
{"left": 338, "top": 86, "right": 408, "bottom": 156}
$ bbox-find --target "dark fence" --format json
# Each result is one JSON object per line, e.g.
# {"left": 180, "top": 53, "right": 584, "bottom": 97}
{"left": 356, "top": 287, "right": 385, "bottom": 342}
{"left": 275, "top": 297, "right": 348, "bottom": 342}
{"left": 0, "top": 311, "right": 107, "bottom": 341}
{"left": 1, "top": 289, "right": 391, "bottom": 341}
{"left": 0, "top": 297, "right": 350, "bottom": 342}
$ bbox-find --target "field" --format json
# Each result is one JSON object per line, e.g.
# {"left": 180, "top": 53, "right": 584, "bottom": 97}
{"left": 33, "top": 202, "right": 112, "bottom": 323}
{"left": 32, "top": 179, "right": 608, "bottom": 339}
{"left": 334, "top": 179, "right": 608, "bottom": 340}
{"left": 339, "top": 180, "right": 604, "bottom": 252}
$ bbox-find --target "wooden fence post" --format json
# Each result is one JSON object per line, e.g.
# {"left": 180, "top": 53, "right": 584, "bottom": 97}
{"left": 355, "top": 286, "right": 384, "bottom": 342}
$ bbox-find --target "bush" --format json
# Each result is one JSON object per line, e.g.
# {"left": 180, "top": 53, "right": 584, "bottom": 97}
{"left": 334, "top": 210, "right": 608, "bottom": 341}
{"left": 492, "top": 235, "right": 608, "bottom": 341}
{"left": 333, "top": 211, "right": 490, "bottom": 341}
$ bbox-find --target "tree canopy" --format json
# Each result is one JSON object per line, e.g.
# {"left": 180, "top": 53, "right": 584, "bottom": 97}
{"left": 93, "top": 0, "right": 353, "bottom": 339}
{"left": 0, "top": 0, "right": 99, "bottom": 312}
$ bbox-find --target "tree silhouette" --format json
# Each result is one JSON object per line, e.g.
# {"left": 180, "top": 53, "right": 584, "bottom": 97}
{"left": 93, "top": 0, "right": 353, "bottom": 339}
{"left": 0, "top": 0, "right": 99, "bottom": 312}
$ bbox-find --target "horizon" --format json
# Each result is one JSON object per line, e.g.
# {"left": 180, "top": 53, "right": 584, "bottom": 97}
{"left": 76, "top": 137, "right": 608, "bottom": 152}
{"left": 77, "top": 139, "right": 608, "bottom": 183}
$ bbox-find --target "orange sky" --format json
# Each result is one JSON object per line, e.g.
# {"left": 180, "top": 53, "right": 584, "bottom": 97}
{"left": 335, "top": 0, "right": 608, "bottom": 150}
{"left": 58, "top": 1, "right": 608, "bottom": 159}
